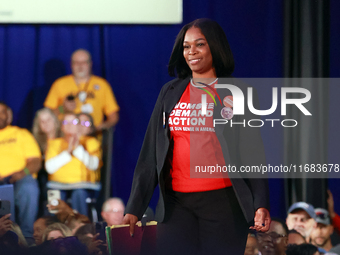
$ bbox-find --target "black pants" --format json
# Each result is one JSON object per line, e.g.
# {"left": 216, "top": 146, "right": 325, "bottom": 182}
{"left": 157, "top": 187, "right": 249, "bottom": 255}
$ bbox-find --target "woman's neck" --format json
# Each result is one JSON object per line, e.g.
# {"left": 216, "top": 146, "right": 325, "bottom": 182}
{"left": 46, "top": 129, "right": 56, "bottom": 139}
{"left": 191, "top": 69, "right": 217, "bottom": 84}
{"left": 191, "top": 77, "right": 217, "bottom": 86}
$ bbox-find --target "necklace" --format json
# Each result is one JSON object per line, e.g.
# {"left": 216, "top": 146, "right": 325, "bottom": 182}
{"left": 74, "top": 76, "right": 91, "bottom": 103}
{"left": 190, "top": 78, "right": 218, "bottom": 87}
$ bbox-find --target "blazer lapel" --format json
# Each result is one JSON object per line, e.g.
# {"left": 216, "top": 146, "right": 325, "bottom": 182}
{"left": 162, "top": 77, "right": 190, "bottom": 114}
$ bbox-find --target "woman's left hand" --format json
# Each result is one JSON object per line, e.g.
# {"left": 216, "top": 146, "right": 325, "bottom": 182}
{"left": 249, "top": 207, "right": 271, "bottom": 232}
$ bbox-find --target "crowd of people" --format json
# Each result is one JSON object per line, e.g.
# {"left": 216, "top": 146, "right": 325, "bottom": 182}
{"left": 0, "top": 195, "right": 128, "bottom": 254}
{"left": 0, "top": 48, "right": 123, "bottom": 254}
{"left": 244, "top": 191, "right": 340, "bottom": 255}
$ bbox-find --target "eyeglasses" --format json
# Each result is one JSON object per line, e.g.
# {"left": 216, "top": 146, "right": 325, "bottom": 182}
{"left": 80, "top": 120, "right": 92, "bottom": 127}
{"left": 107, "top": 208, "right": 124, "bottom": 213}
{"left": 256, "top": 233, "right": 287, "bottom": 241}
{"left": 62, "top": 119, "right": 79, "bottom": 125}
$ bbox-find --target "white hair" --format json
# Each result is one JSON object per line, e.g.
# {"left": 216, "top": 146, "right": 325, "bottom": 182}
{"left": 102, "top": 197, "right": 125, "bottom": 212}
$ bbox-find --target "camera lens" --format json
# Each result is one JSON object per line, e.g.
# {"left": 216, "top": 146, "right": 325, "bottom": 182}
{"left": 66, "top": 95, "right": 75, "bottom": 101}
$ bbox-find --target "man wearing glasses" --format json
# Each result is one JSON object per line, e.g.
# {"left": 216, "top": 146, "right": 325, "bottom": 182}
{"left": 44, "top": 49, "right": 120, "bottom": 131}
{"left": 257, "top": 218, "right": 288, "bottom": 255}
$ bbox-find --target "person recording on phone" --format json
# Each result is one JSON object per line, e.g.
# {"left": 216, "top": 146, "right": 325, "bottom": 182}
{"left": 45, "top": 112, "right": 101, "bottom": 216}
{"left": 44, "top": 49, "right": 120, "bottom": 132}
{"left": 0, "top": 101, "right": 42, "bottom": 239}
{"left": 123, "top": 18, "right": 270, "bottom": 255}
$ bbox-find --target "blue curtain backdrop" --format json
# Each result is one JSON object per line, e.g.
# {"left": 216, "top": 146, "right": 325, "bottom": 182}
{"left": 3, "top": 0, "right": 338, "bottom": 219}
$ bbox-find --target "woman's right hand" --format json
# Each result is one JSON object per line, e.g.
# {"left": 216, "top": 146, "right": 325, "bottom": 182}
{"left": 122, "top": 213, "right": 138, "bottom": 237}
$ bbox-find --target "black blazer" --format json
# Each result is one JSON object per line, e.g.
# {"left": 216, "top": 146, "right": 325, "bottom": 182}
{"left": 125, "top": 77, "right": 270, "bottom": 224}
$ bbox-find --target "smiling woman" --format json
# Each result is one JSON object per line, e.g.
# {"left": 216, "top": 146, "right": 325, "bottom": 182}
{"left": 123, "top": 18, "right": 270, "bottom": 255}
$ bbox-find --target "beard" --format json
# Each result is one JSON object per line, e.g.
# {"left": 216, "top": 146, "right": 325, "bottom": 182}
{"left": 314, "top": 237, "right": 328, "bottom": 247}
{"left": 74, "top": 69, "right": 90, "bottom": 79}
{"left": 0, "top": 118, "right": 7, "bottom": 129}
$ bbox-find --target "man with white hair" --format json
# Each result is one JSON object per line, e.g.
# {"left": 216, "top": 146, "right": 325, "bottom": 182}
{"left": 101, "top": 197, "right": 125, "bottom": 226}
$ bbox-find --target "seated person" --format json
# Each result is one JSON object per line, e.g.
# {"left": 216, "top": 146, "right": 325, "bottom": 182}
{"left": 244, "top": 232, "right": 259, "bottom": 255}
{"left": 310, "top": 208, "right": 340, "bottom": 254}
{"left": 0, "top": 101, "right": 41, "bottom": 239}
{"left": 286, "top": 202, "right": 317, "bottom": 242}
{"left": 33, "top": 216, "right": 59, "bottom": 245}
{"left": 257, "top": 218, "right": 288, "bottom": 255}
{"left": 45, "top": 113, "right": 101, "bottom": 216}
{"left": 101, "top": 197, "right": 125, "bottom": 226}
{"left": 42, "top": 222, "right": 72, "bottom": 242}
{"left": 75, "top": 224, "right": 106, "bottom": 255}
{"left": 32, "top": 108, "right": 61, "bottom": 153}
{"left": 32, "top": 108, "right": 61, "bottom": 216}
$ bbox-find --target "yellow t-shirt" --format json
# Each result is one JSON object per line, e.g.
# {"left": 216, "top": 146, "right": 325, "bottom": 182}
{"left": 0, "top": 126, "right": 41, "bottom": 177}
{"left": 44, "top": 75, "right": 120, "bottom": 127}
{"left": 45, "top": 136, "right": 101, "bottom": 184}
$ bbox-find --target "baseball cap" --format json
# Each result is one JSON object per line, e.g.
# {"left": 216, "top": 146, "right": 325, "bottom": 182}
{"left": 314, "top": 208, "right": 330, "bottom": 225}
{"left": 287, "top": 202, "right": 316, "bottom": 219}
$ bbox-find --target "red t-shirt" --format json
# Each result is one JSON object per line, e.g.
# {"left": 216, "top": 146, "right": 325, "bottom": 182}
{"left": 167, "top": 81, "right": 232, "bottom": 193}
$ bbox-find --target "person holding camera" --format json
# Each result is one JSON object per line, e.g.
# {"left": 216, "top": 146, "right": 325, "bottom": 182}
{"left": 44, "top": 49, "right": 120, "bottom": 132}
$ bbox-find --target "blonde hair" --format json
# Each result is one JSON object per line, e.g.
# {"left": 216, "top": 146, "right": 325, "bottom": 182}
{"left": 11, "top": 223, "right": 28, "bottom": 248}
{"left": 42, "top": 222, "right": 72, "bottom": 242}
{"left": 32, "top": 108, "right": 60, "bottom": 152}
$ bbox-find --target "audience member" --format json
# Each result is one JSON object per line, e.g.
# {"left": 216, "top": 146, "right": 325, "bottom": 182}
{"left": 244, "top": 233, "right": 259, "bottom": 255}
{"left": 0, "top": 101, "right": 42, "bottom": 239}
{"left": 327, "top": 190, "right": 340, "bottom": 236}
{"left": 45, "top": 113, "right": 101, "bottom": 216}
{"left": 310, "top": 208, "right": 340, "bottom": 254}
{"left": 286, "top": 202, "right": 317, "bottom": 242}
{"left": 74, "top": 224, "right": 95, "bottom": 239}
{"left": 286, "top": 244, "right": 320, "bottom": 255}
{"left": 288, "top": 230, "right": 306, "bottom": 245}
{"left": 42, "top": 222, "right": 72, "bottom": 242}
{"left": 75, "top": 224, "right": 106, "bottom": 255}
{"left": 32, "top": 108, "right": 61, "bottom": 217}
{"left": 11, "top": 222, "right": 28, "bottom": 248}
{"left": 32, "top": 107, "right": 61, "bottom": 153}
{"left": 257, "top": 218, "right": 288, "bottom": 255}
{"left": 33, "top": 215, "right": 59, "bottom": 245}
{"left": 0, "top": 227, "right": 22, "bottom": 255}
{"left": 44, "top": 49, "right": 120, "bottom": 131}
{"left": 101, "top": 197, "right": 125, "bottom": 226}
